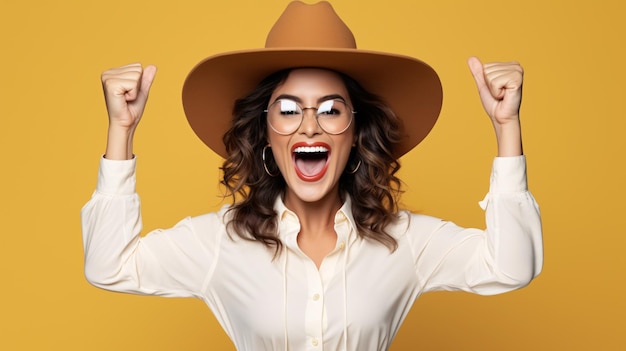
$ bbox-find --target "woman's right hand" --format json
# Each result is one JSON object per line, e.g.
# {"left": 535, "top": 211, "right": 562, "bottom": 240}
{"left": 101, "top": 63, "right": 157, "bottom": 159}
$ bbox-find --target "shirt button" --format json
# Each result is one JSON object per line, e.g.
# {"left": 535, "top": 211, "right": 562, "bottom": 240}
{"left": 312, "top": 338, "right": 319, "bottom": 346}
{"left": 338, "top": 242, "right": 345, "bottom": 250}
{"left": 312, "top": 293, "right": 320, "bottom": 301}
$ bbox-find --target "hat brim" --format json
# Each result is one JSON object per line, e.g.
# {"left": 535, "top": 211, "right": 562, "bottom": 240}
{"left": 182, "top": 47, "right": 442, "bottom": 158}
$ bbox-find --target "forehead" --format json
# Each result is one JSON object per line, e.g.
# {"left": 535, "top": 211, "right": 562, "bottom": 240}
{"left": 271, "top": 68, "right": 349, "bottom": 100}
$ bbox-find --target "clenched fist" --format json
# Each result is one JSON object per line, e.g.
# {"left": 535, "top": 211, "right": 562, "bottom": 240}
{"left": 468, "top": 57, "right": 524, "bottom": 156}
{"left": 102, "top": 63, "right": 157, "bottom": 130}
{"left": 101, "top": 63, "right": 157, "bottom": 159}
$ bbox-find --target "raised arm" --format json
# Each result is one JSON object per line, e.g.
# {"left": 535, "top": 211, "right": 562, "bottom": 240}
{"left": 82, "top": 64, "right": 214, "bottom": 297}
{"left": 408, "top": 58, "right": 542, "bottom": 295}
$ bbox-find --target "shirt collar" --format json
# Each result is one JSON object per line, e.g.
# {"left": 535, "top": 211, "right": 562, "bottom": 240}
{"left": 273, "top": 194, "right": 358, "bottom": 247}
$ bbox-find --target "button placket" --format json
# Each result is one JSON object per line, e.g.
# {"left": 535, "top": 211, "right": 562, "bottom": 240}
{"left": 304, "top": 260, "right": 323, "bottom": 350}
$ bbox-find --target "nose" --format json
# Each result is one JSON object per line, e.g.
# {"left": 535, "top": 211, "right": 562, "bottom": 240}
{"left": 297, "top": 107, "right": 322, "bottom": 137}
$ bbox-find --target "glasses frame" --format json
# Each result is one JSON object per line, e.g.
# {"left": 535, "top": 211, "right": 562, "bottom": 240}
{"left": 264, "top": 98, "right": 356, "bottom": 135}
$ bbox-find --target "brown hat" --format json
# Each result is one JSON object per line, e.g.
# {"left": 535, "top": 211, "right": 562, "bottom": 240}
{"left": 182, "top": 1, "right": 442, "bottom": 158}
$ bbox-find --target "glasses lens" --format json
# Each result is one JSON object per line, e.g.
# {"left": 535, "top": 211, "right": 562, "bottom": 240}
{"left": 316, "top": 100, "right": 352, "bottom": 134}
{"left": 267, "top": 99, "right": 302, "bottom": 134}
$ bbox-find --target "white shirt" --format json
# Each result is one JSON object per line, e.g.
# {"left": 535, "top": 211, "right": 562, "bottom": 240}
{"left": 81, "top": 156, "right": 542, "bottom": 351}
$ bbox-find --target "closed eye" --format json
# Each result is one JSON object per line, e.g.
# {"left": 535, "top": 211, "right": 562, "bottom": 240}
{"left": 318, "top": 108, "right": 340, "bottom": 116}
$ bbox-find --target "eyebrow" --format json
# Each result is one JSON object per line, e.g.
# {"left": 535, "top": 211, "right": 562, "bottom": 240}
{"left": 272, "top": 94, "right": 348, "bottom": 105}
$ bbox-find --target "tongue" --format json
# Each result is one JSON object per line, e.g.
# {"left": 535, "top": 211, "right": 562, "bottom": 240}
{"left": 295, "top": 156, "right": 326, "bottom": 176}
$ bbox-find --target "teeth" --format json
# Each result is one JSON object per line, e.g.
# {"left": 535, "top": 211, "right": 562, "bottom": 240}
{"left": 293, "top": 146, "right": 329, "bottom": 153}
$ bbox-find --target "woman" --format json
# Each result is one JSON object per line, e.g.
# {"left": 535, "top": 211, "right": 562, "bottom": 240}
{"left": 82, "top": 1, "right": 542, "bottom": 350}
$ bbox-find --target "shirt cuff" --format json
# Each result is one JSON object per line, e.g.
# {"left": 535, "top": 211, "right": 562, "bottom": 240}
{"left": 96, "top": 156, "right": 137, "bottom": 196}
{"left": 489, "top": 155, "right": 528, "bottom": 194}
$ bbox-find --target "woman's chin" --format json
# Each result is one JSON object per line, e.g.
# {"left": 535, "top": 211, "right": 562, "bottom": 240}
{"left": 284, "top": 174, "right": 340, "bottom": 205}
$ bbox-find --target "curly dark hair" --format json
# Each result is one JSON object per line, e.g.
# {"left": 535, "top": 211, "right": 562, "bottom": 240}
{"left": 221, "top": 68, "right": 403, "bottom": 256}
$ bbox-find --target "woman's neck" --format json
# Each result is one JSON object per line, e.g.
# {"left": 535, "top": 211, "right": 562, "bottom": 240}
{"left": 283, "top": 189, "right": 343, "bottom": 237}
{"left": 283, "top": 189, "right": 343, "bottom": 268}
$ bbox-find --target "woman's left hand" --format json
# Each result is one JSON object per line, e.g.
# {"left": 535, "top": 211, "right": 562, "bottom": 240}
{"left": 468, "top": 57, "right": 524, "bottom": 156}
{"left": 468, "top": 56, "right": 523, "bottom": 126}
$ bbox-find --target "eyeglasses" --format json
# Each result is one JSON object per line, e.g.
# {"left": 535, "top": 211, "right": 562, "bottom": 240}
{"left": 265, "top": 98, "right": 356, "bottom": 135}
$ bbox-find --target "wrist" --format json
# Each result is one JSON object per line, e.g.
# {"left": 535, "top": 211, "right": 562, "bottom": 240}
{"left": 105, "top": 125, "right": 135, "bottom": 160}
{"left": 494, "top": 120, "right": 523, "bottom": 157}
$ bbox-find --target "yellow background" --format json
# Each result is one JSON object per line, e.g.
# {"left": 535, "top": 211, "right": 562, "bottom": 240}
{"left": 1, "top": 0, "right": 624, "bottom": 350}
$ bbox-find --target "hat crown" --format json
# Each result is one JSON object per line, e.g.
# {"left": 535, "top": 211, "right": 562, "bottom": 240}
{"left": 265, "top": 1, "right": 357, "bottom": 49}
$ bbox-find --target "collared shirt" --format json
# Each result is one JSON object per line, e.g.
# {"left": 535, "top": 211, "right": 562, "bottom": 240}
{"left": 81, "top": 156, "right": 542, "bottom": 351}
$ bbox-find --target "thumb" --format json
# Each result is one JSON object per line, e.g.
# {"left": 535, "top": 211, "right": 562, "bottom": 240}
{"left": 467, "top": 56, "right": 486, "bottom": 90}
{"left": 467, "top": 56, "right": 495, "bottom": 106}
{"left": 136, "top": 65, "right": 157, "bottom": 103}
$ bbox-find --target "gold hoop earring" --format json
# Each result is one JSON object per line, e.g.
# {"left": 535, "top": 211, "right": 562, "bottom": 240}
{"left": 346, "top": 159, "right": 361, "bottom": 174}
{"left": 262, "top": 145, "right": 280, "bottom": 177}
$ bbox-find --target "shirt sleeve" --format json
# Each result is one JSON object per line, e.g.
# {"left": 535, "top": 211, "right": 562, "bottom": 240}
{"left": 407, "top": 156, "right": 543, "bottom": 295}
{"left": 81, "top": 157, "right": 219, "bottom": 298}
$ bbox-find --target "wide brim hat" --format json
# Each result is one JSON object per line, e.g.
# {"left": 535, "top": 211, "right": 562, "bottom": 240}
{"left": 182, "top": 1, "right": 443, "bottom": 159}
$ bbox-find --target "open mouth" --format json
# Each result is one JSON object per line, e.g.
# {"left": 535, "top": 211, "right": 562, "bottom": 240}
{"left": 292, "top": 144, "right": 330, "bottom": 181}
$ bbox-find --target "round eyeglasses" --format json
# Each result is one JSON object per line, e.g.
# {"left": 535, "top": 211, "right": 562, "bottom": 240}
{"left": 265, "top": 98, "right": 356, "bottom": 135}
